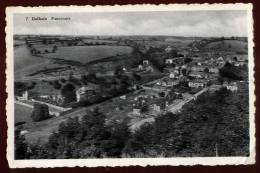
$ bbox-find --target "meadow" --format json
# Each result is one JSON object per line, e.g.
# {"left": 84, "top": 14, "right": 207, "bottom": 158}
{"left": 14, "top": 45, "right": 51, "bottom": 80}
{"left": 14, "top": 103, "right": 33, "bottom": 124}
{"left": 202, "top": 40, "right": 248, "bottom": 53}
{"left": 43, "top": 45, "right": 133, "bottom": 64}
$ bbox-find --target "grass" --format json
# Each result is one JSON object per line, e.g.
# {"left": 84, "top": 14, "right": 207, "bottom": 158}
{"left": 202, "top": 40, "right": 248, "bottom": 53}
{"left": 14, "top": 45, "right": 50, "bottom": 80}
{"left": 42, "top": 45, "right": 133, "bottom": 64}
{"left": 14, "top": 103, "right": 33, "bottom": 124}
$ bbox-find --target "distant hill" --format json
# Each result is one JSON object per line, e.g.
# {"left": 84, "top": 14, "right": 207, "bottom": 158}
{"left": 200, "top": 39, "right": 248, "bottom": 54}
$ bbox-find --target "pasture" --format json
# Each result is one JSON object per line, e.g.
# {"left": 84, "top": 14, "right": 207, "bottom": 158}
{"left": 42, "top": 45, "right": 133, "bottom": 64}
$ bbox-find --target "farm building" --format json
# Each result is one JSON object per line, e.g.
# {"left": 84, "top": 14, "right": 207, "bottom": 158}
{"left": 76, "top": 85, "right": 96, "bottom": 102}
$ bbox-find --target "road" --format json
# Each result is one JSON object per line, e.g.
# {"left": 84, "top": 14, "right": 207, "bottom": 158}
{"left": 129, "top": 87, "right": 209, "bottom": 131}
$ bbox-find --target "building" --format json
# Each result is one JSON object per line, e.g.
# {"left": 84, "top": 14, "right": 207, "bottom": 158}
{"left": 191, "top": 66, "right": 204, "bottom": 72}
{"left": 165, "top": 46, "right": 173, "bottom": 53}
{"left": 188, "top": 81, "right": 205, "bottom": 88}
{"left": 17, "top": 90, "right": 29, "bottom": 100}
{"left": 209, "top": 68, "right": 219, "bottom": 74}
{"left": 189, "top": 71, "right": 204, "bottom": 79}
{"left": 223, "top": 82, "right": 238, "bottom": 92}
{"left": 143, "top": 60, "right": 149, "bottom": 65}
{"left": 133, "top": 108, "right": 141, "bottom": 116}
{"left": 165, "top": 58, "right": 174, "bottom": 64}
{"left": 76, "top": 86, "right": 96, "bottom": 102}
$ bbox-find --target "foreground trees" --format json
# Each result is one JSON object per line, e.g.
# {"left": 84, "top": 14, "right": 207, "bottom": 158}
{"left": 17, "top": 85, "right": 249, "bottom": 159}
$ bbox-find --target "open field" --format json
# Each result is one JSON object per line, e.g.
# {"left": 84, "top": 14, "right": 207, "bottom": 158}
{"left": 201, "top": 40, "right": 248, "bottom": 53}
{"left": 42, "top": 45, "right": 133, "bottom": 64}
{"left": 14, "top": 103, "right": 33, "bottom": 124}
{"left": 82, "top": 39, "right": 117, "bottom": 44}
{"left": 14, "top": 45, "right": 51, "bottom": 80}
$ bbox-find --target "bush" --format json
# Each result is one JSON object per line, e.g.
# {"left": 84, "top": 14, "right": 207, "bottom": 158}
{"left": 219, "top": 62, "right": 243, "bottom": 81}
{"left": 31, "top": 103, "right": 50, "bottom": 122}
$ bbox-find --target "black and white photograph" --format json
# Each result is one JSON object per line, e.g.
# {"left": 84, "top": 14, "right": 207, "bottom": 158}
{"left": 5, "top": 4, "right": 255, "bottom": 167}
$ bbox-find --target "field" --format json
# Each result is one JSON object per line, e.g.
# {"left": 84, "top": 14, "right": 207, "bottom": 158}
{"left": 202, "top": 40, "right": 248, "bottom": 53}
{"left": 82, "top": 39, "right": 117, "bottom": 44}
{"left": 14, "top": 45, "right": 51, "bottom": 80}
{"left": 14, "top": 103, "right": 33, "bottom": 124}
{"left": 42, "top": 45, "right": 133, "bottom": 64}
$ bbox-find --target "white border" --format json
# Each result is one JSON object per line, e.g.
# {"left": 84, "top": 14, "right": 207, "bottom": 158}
{"left": 5, "top": 3, "right": 255, "bottom": 168}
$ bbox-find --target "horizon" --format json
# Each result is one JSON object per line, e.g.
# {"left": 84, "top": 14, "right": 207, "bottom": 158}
{"left": 13, "top": 10, "right": 248, "bottom": 37}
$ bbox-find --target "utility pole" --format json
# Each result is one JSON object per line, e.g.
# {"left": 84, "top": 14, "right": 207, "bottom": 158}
{"left": 215, "top": 143, "right": 219, "bottom": 157}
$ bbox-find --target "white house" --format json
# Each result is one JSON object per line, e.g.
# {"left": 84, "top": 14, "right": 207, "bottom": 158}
{"left": 223, "top": 82, "right": 238, "bottom": 92}
{"left": 133, "top": 108, "right": 141, "bottom": 115}
{"left": 165, "top": 58, "right": 174, "bottom": 64}
{"left": 188, "top": 81, "right": 205, "bottom": 88}
{"left": 143, "top": 60, "right": 149, "bottom": 65}
{"left": 76, "top": 86, "right": 95, "bottom": 102}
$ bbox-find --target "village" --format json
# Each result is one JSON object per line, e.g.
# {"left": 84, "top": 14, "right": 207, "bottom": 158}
{"left": 14, "top": 35, "right": 248, "bottom": 136}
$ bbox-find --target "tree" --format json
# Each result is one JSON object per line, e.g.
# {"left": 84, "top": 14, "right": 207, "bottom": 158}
{"left": 15, "top": 129, "right": 29, "bottom": 159}
{"left": 114, "top": 65, "right": 124, "bottom": 78}
{"left": 103, "top": 121, "right": 131, "bottom": 157}
{"left": 219, "top": 62, "right": 243, "bottom": 81}
{"left": 133, "top": 72, "right": 141, "bottom": 81}
{"left": 52, "top": 45, "right": 58, "bottom": 53}
{"left": 204, "top": 67, "right": 210, "bottom": 73}
{"left": 61, "top": 83, "right": 76, "bottom": 104}
{"left": 31, "top": 103, "right": 50, "bottom": 122}
{"left": 52, "top": 80, "right": 62, "bottom": 89}
{"left": 184, "top": 57, "right": 192, "bottom": 64}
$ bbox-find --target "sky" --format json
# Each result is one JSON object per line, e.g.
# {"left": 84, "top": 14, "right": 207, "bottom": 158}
{"left": 13, "top": 10, "right": 248, "bottom": 37}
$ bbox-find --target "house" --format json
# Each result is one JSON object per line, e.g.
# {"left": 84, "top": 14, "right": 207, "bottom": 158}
{"left": 209, "top": 68, "right": 219, "bottom": 73}
{"left": 76, "top": 86, "right": 96, "bottom": 102}
{"left": 189, "top": 71, "right": 204, "bottom": 79}
{"left": 120, "top": 95, "right": 126, "bottom": 99}
{"left": 138, "top": 64, "right": 143, "bottom": 70}
{"left": 133, "top": 108, "right": 141, "bottom": 115}
{"left": 158, "top": 78, "right": 179, "bottom": 87}
{"left": 146, "top": 65, "right": 154, "bottom": 72}
{"left": 165, "top": 46, "right": 172, "bottom": 53}
{"left": 191, "top": 66, "right": 204, "bottom": 72}
{"left": 188, "top": 81, "right": 205, "bottom": 88}
{"left": 217, "top": 56, "right": 224, "bottom": 62}
{"left": 19, "top": 90, "right": 29, "bottom": 100}
{"left": 223, "top": 82, "right": 238, "bottom": 92}
{"left": 165, "top": 58, "right": 174, "bottom": 64}
{"left": 152, "top": 102, "right": 166, "bottom": 112}
{"left": 143, "top": 60, "right": 149, "bottom": 65}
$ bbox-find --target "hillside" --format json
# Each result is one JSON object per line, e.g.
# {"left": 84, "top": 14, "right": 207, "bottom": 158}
{"left": 200, "top": 39, "right": 248, "bottom": 54}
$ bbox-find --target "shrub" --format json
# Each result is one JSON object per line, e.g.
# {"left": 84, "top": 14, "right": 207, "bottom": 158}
{"left": 31, "top": 103, "right": 50, "bottom": 122}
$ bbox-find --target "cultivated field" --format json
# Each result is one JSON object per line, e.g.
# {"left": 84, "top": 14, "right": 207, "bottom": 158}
{"left": 42, "top": 45, "right": 133, "bottom": 63}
